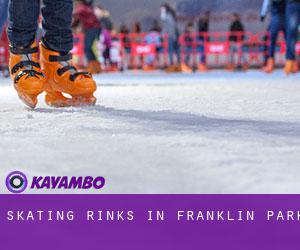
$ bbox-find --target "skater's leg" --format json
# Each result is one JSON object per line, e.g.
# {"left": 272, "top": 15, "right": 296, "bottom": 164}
{"left": 40, "top": 0, "right": 97, "bottom": 107}
{"left": 184, "top": 47, "right": 189, "bottom": 65}
{"left": 175, "top": 40, "right": 181, "bottom": 65}
{"left": 84, "top": 28, "right": 98, "bottom": 62}
{"left": 168, "top": 37, "right": 174, "bottom": 65}
{"left": 85, "top": 27, "right": 101, "bottom": 74}
{"left": 181, "top": 47, "right": 192, "bottom": 73}
{"left": 284, "top": 0, "right": 300, "bottom": 74}
{"left": 7, "top": 0, "right": 40, "bottom": 48}
{"left": 268, "top": 4, "right": 285, "bottom": 59}
{"left": 7, "top": 0, "right": 44, "bottom": 108}
{"left": 0, "top": 0, "right": 8, "bottom": 34}
{"left": 263, "top": 2, "right": 285, "bottom": 73}
{"left": 200, "top": 46, "right": 206, "bottom": 64}
{"left": 285, "top": 1, "right": 300, "bottom": 61}
{"left": 197, "top": 37, "right": 208, "bottom": 72}
{"left": 229, "top": 44, "right": 237, "bottom": 66}
{"left": 41, "top": 0, "right": 73, "bottom": 53}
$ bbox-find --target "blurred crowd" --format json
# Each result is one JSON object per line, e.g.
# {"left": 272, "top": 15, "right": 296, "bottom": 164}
{"left": 1, "top": 0, "right": 300, "bottom": 75}
{"left": 71, "top": 0, "right": 300, "bottom": 74}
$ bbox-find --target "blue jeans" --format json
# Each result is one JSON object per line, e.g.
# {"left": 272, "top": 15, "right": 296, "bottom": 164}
{"left": 285, "top": 0, "right": 300, "bottom": 60}
{"left": 197, "top": 37, "right": 206, "bottom": 64}
{"left": 184, "top": 47, "right": 192, "bottom": 65}
{"left": 268, "top": 1, "right": 286, "bottom": 58}
{"left": 84, "top": 28, "right": 100, "bottom": 62}
{"left": 168, "top": 37, "right": 181, "bottom": 65}
{"left": 229, "top": 42, "right": 247, "bottom": 65}
{"left": 0, "top": 0, "right": 8, "bottom": 33}
{"left": 7, "top": 0, "right": 73, "bottom": 53}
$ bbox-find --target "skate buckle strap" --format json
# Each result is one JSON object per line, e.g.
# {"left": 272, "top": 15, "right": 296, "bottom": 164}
{"left": 11, "top": 61, "right": 41, "bottom": 75}
{"left": 14, "top": 70, "right": 44, "bottom": 84}
{"left": 57, "top": 65, "right": 77, "bottom": 76}
{"left": 49, "top": 54, "right": 72, "bottom": 62}
{"left": 52, "top": 53, "right": 92, "bottom": 81}
{"left": 9, "top": 46, "right": 38, "bottom": 55}
{"left": 57, "top": 65, "right": 92, "bottom": 82}
{"left": 69, "top": 72, "right": 91, "bottom": 82}
{"left": 57, "top": 65, "right": 91, "bottom": 81}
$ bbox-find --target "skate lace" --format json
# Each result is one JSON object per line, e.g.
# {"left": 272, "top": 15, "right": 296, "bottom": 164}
{"left": 50, "top": 54, "right": 91, "bottom": 82}
{"left": 10, "top": 46, "right": 44, "bottom": 84}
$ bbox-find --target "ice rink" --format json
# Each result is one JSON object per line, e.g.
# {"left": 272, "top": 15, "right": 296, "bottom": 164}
{"left": 0, "top": 70, "right": 300, "bottom": 194}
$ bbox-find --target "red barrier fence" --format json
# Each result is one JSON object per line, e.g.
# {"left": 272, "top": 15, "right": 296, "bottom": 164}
{"left": 98, "top": 31, "right": 300, "bottom": 70}
{"left": 0, "top": 31, "right": 299, "bottom": 71}
{"left": 0, "top": 29, "right": 9, "bottom": 71}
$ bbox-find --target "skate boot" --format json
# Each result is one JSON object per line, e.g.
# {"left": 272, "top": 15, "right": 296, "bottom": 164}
{"left": 87, "top": 60, "right": 102, "bottom": 74}
{"left": 143, "top": 65, "right": 155, "bottom": 71}
{"left": 165, "top": 65, "right": 177, "bottom": 73}
{"left": 284, "top": 60, "right": 296, "bottom": 75}
{"left": 40, "top": 43, "right": 97, "bottom": 107}
{"left": 242, "top": 63, "right": 249, "bottom": 71}
{"left": 198, "top": 63, "right": 208, "bottom": 72}
{"left": 225, "top": 64, "right": 235, "bottom": 71}
{"left": 263, "top": 58, "right": 275, "bottom": 73}
{"left": 9, "top": 43, "right": 45, "bottom": 108}
{"left": 181, "top": 63, "right": 193, "bottom": 73}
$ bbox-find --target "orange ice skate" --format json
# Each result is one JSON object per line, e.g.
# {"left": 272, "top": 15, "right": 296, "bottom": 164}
{"left": 198, "top": 63, "right": 208, "bottom": 72}
{"left": 284, "top": 60, "right": 297, "bottom": 75}
{"left": 263, "top": 58, "right": 275, "bottom": 73}
{"left": 225, "top": 64, "right": 235, "bottom": 71}
{"left": 9, "top": 43, "right": 45, "bottom": 108}
{"left": 165, "top": 65, "right": 177, "bottom": 73}
{"left": 181, "top": 63, "right": 193, "bottom": 73}
{"left": 40, "top": 43, "right": 97, "bottom": 107}
{"left": 87, "top": 60, "right": 102, "bottom": 74}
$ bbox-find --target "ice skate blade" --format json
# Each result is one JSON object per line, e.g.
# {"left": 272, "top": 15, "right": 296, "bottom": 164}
{"left": 45, "top": 92, "right": 96, "bottom": 108}
{"left": 71, "top": 95, "right": 97, "bottom": 107}
{"left": 45, "top": 91, "right": 74, "bottom": 108}
{"left": 18, "top": 93, "right": 37, "bottom": 109}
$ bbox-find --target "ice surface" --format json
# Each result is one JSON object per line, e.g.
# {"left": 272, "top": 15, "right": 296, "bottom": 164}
{"left": 0, "top": 71, "right": 300, "bottom": 194}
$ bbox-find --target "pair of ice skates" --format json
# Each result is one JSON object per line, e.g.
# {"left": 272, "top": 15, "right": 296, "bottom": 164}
{"left": 263, "top": 58, "right": 299, "bottom": 75}
{"left": 9, "top": 42, "right": 97, "bottom": 108}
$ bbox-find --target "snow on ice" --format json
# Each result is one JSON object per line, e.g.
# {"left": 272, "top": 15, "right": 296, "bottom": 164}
{"left": 0, "top": 71, "right": 300, "bottom": 194}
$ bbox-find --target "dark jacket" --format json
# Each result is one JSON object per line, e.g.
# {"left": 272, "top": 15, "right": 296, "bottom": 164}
{"left": 73, "top": 3, "right": 101, "bottom": 30}
{"left": 198, "top": 18, "right": 209, "bottom": 33}
{"left": 229, "top": 20, "right": 245, "bottom": 42}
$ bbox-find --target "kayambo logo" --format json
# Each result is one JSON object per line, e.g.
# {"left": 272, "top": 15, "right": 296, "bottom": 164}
{"left": 6, "top": 171, "right": 28, "bottom": 194}
{"left": 5, "top": 171, "right": 106, "bottom": 194}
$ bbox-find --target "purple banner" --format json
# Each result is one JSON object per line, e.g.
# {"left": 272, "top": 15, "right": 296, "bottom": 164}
{"left": 1, "top": 195, "right": 299, "bottom": 249}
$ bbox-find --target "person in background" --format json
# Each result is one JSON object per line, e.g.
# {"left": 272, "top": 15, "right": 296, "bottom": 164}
{"left": 94, "top": 5, "right": 113, "bottom": 31}
{"left": 227, "top": 13, "right": 248, "bottom": 71}
{"left": 119, "top": 24, "right": 131, "bottom": 70}
{"left": 73, "top": 0, "right": 102, "bottom": 74}
{"left": 131, "top": 22, "right": 143, "bottom": 69}
{"left": 197, "top": 11, "right": 210, "bottom": 72}
{"left": 120, "top": 24, "right": 130, "bottom": 49}
{"left": 109, "top": 28, "right": 122, "bottom": 72}
{"left": 284, "top": 0, "right": 300, "bottom": 74}
{"left": 98, "top": 25, "right": 112, "bottom": 71}
{"left": 260, "top": 0, "right": 286, "bottom": 73}
{"left": 262, "top": 25, "right": 271, "bottom": 65}
{"left": 144, "top": 21, "right": 162, "bottom": 71}
{"left": 181, "top": 22, "right": 194, "bottom": 73}
{"left": 132, "top": 22, "right": 142, "bottom": 41}
{"left": 160, "top": 3, "right": 181, "bottom": 72}
{"left": 152, "top": 20, "right": 164, "bottom": 69}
